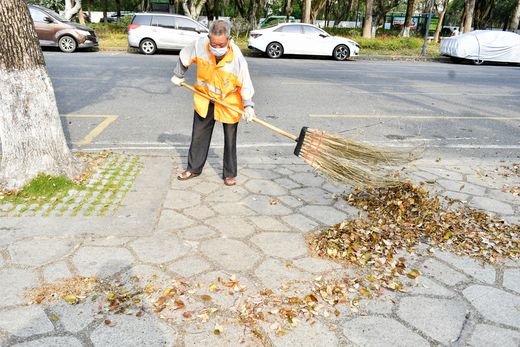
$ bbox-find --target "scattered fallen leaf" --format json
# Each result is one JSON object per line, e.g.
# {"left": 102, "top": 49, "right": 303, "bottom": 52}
{"left": 214, "top": 323, "right": 223, "bottom": 335}
{"left": 200, "top": 294, "right": 212, "bottom": 302}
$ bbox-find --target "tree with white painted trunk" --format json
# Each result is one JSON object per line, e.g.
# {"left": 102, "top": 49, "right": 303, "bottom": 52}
{"left": 510, "top": 0, "right": 520, "bottom": 32}
{"left": 64, "top": 0, "right": 81, "bottom": 20}
{"left": 182, "top": 0, "right": 207, "bottom": 20}
{"left": 0, "top": 0, "right": 82, "bottom": 190}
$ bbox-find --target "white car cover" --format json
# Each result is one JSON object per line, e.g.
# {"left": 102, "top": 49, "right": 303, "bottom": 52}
{"left": 440, "top": 30, "right": 520, "bottom": 63}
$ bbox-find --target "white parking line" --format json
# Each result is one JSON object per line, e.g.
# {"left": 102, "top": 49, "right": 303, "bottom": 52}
{"left": 309, "top": 114, "right": 520, "bottom": 120}
{"left": 76, "top": 144, "right": 520, "bottom": 152}
{"left": 51, "top": 76, "right": 111, "bottom": 81}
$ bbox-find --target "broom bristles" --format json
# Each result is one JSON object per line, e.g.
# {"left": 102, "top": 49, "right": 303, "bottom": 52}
{"left": 298, "top": 129, "right": 419, "bottom": 187}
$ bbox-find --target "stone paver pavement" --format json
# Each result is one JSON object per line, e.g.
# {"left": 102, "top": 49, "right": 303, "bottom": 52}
{"left": 0, "top": 155, "right": 519, "bottom": 346}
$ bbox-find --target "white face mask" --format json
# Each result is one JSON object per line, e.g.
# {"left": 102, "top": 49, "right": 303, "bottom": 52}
{"left": 210, "top": 45, "right": 228, "bottom": 57}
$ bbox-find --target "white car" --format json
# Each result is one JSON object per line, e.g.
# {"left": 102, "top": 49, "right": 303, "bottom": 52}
{"left": 248, "top": 23, "right": 359, "bottom": 61}
{"left": 128, "top": 13, "right": 209, "bottom": 55}
{"left": 440, "top": 30, "right": 520, "bottom": 64}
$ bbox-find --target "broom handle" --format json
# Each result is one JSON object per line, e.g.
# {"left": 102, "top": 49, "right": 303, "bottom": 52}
{"left": 181, "top": 82, "right": 298, "bottom": 141}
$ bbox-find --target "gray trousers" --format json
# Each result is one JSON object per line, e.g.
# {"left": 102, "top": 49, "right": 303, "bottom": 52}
{"left": 187, "top": 102, "right": 238, "bottom": 178}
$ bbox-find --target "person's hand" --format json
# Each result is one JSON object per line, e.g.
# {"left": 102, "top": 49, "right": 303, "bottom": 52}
{"left": 171, "top": 75, "right": 185, "bottom": 87}
{"left": 242, "top": 106, "right": 255, "bottom": 123}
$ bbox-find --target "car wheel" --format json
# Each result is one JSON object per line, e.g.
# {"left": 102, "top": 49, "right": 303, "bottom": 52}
{"left": 140, "top": 39, "right": 156, "bottom": 55}
{"left": 58, "top": 35, "right": 77, "bottom": 53}
{"left": 333, "top": 45, "right": 350, "bottom": 61}
{"left": 473, "top": 59, "right": 484, "bottom": 65}
{"left": 266, "top": 42, "right": 283, "bottom": 59}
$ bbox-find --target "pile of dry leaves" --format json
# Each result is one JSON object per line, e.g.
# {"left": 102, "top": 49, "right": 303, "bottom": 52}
{"left": 311, "top": 182, "right": 519, "bottom": 278}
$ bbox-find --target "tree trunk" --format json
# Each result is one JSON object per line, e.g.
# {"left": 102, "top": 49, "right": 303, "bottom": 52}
{"left": 87, "top": 0, "right": 92, "bottom": 16}
{"left": 182, "top": 0, "right": 207, "bottom": 19}
{"left": 78, "top": 6, "right": 85, "bottom": 24}
{"left": 400, "top": 0, "right": 415, "bottom": 37}
{"left": 103, "top": 0, "right": 108, "bottom": 22}
{"left": 285, "top": 0, "right": 293, "bottom": 18}
{"left": 302, "top": 0, "right": 311, "bottom": 23}
{"left": 509, "top": 0, "right": 520, "bottom": 32}
{"left": 434, "top": 0, "right": 449, "bottom": 42}
{"left": 363, "top": 0, "right": 374, "bottom": 37}
{"left": 116, "top": 0, "right": 121, "bottom": 19}
{"left": 0, "top": 0, "right": 82, "bottom": 190}
{"left": 462, "top": 0, "right": 476, "bottom": 33}
{"left": 64, "top": 0, "right": 82, "bottom": 20}
{"left": 310, "top": 0, "right": 328, "bottom": 23}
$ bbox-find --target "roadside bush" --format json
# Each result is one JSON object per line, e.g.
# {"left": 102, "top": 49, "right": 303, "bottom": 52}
{"left": 89, "top": 22, "right": 128, "bottom": 34}
{"left": 324, "top": 27, "right": 362, "bottom": 37}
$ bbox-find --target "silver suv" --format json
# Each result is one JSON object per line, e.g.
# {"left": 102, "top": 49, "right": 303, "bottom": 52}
{"left": 128, "top": 13, "right": 209, "bottom": 55}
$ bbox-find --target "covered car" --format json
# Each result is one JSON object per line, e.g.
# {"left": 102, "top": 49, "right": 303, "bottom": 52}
{"left": 440, "top": 30, "right": 520, "bottom": 64}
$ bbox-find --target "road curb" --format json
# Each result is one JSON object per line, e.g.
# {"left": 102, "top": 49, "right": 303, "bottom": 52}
{"left": 96, "top": 46, "right": 449, "bottom": 63}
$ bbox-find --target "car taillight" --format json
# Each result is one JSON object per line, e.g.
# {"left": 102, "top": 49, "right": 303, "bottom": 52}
{"left": 128, "top": 24, "right": 140, "bottom": 30}
{"left": 251, "top": 33, "right": 262, "bottom": 39}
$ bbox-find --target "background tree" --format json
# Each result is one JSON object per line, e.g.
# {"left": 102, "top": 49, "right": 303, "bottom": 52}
{"left": 182, "top": 0, "right": 208, "bottom": 19}
{"left": 310, "top": 0, "right": 328, "bottom": 22}
{"left": 362, "top": 0, "right": 374, "bottom": 37}
{"left": 462, "top": 0, "right": 476, "bottom": 32}
{"left": 373, "top": 0, "right": 400, "bottom": 31}
{"left": 233, "top": 0, "right": 267, "bottom": 28}
{"left": 0, "top": 0, "right": 82, "bottom": 190}
{"left": 27, "top": 0, "right": 64, "bottom": 12}
{"left": 400, "top": 0, "right": 416, "bottom": 36}
{"left": 434, "top": 0, "right": 450, "bottom": 42}
{"left": 64, "top": 0, "right": 81, "bottom": 20}
{"left": 473, "top": 0, "right": 494, "bottom": 29}
{"left": 302, "top": 0, "right": 311, "bottom": 22}
{"left": 509, "top": 0, "right": 520, "bottom": 31}
{"left": 285, "top": 0, "right": 293, "bottom": 18}
{"left": 331, "top": 0, "right": 354, "bottom": 27}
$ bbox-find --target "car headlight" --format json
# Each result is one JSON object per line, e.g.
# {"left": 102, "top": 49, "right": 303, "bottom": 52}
{"left": 77, "top": 30, "right": 91, "bottom": 37}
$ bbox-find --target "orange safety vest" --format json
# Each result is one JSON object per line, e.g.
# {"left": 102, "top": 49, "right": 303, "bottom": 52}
{"left": 179, "top": 37, "right": 255, "bottom": 124}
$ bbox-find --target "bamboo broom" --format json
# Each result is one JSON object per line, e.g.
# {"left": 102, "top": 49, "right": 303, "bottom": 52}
{"left": 181, "top": 83, "right": 416, "bottom": 187}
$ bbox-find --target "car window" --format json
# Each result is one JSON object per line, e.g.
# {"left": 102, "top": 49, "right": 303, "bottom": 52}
{"left": 153, "top": 16, "right": 175, "bottom": 29}
{"left": 132, "top": 15, "right": 152, "bottom": 26}
{"left": 278, "top": 25, "right": 302, "bottom": 34}
{"left": 29, "top": 8, "right": 48, "bottom": 22}
{"left": 176, "top": 17, "right": 199, "bottom": 32}
{"left": 303, "top": 26, "right": 324, "bottom": 35}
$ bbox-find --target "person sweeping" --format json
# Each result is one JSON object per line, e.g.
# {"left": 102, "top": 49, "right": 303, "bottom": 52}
{"left": 171, "top": 20, "right": 255, "bottom": 186}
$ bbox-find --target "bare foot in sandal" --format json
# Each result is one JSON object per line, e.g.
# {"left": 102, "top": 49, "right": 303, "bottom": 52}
{"left": 224, "top": 177, "right": 236, "bottom": 186}
{"left": 177, "top": 170, "right": 200, "bottom": 181}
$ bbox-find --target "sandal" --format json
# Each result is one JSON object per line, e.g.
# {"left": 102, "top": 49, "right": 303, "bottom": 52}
{"left": 177, "top": 170, "right": 200, "bottom": 181}
{"left": 224, "top": 177, "right": 236, "bottom": 186}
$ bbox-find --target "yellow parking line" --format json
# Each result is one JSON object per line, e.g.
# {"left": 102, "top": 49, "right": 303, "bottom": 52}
{"left": 61, "top": 114, "right": 118, "bottom": 145}
{"left": 309, "top": 114, "right": 520, "bottom": 120}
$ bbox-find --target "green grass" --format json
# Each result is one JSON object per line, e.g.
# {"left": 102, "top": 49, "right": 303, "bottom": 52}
{"left": 355, "top": 37, "right": 440, "bottom": 56}
{"left": 0, "top": 153, "right": 143, "bottom": 217}
{"left": 89, "top": 22, "right": 129, "bottom": 48}
{"left": 22, "top": 174, "right": 79, "bottom": 197}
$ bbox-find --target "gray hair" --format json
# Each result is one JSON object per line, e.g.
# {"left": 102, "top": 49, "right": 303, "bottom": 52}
{"left": 209, "top": 20, "right": 231, "bottom": 37}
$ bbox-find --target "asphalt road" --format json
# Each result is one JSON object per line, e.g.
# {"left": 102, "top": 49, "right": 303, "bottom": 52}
{"left": 43, "top": 51, "right": 520, "bottom": 159}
